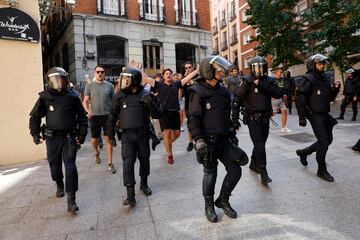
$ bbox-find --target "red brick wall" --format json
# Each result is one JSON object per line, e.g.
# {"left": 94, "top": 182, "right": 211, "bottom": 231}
{"left": 196, "top": 0, "right": 210, "bottom": 31}
{"left": 164, "top": 0, "right": 176, "bottom": 26}
{"left": 127, "top": 0, "right": 140, "bottom": 21}
{"left": 74, "top": 0, "right": 97, "bottom": 15}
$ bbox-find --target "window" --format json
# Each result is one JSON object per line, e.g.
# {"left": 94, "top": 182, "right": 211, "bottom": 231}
{"left": 255, "top": 28, "right": 260, "bottom": 36}
{"left": 233, "top": 50, "right": 238, "bottom": 66}
{"left": 230, "top": 1, "right": 236, "bottom": 21}
{"left": 140, "top": 0, "right": 164, "bottom": 22}
{"left": 230, "top": 24, "right": 237, "bottom": 45}
{"left": 295, "top": 1, "right": 307, "bottom": 19}
{"left": 97, "top": 0, "right": 126, "bottom": 16}
{"left": 244, "top": 56, "right": 252, "bottom": 69}
{"left": 143, "top": 40, "right": 163, "bottom": 70}
{"left": 243, "top": 32, "right": 251, "bottom": 45}
{"left": 175, "top": 43, "right": 196, "bottom": 74}
{"left": 242, "top": 9, "right": 249, "bottom": 22}
{"left": 176, "top": 0, "right": 197, "bottom": 26}
{"left": 97, "top": 36, "right": 127, "bottom": 83}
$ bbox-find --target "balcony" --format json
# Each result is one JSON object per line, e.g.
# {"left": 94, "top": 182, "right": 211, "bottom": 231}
{"left": 229, "top": 11, "right": 236, "bottom": 22}
{"left": 176, "top": 10, "right": 198, "bottom": 27}
{"left": 230, "top": 33, "right": 238, "bottom": 45}
{"left": 97, "top": 0, "right": 126, "bottom": 17}
{"left": 220, "top": 19, "right": 227, "bottom": 29}
{"left": 212, "top": 25, "right": 218, "bottom": 35}
{"left": 139, "top": 3, "right": 165, "bottom": 22}
{"left": 221, "top": 40, "right": 228, "bottom": 51}
{"left": 212, "top": 46, "right": 219, "bottom": 55}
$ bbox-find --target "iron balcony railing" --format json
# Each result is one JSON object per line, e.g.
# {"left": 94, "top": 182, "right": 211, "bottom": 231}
{"left": 220, "top": 18, "right": 227, "bottom": 29}
{"left": 220, "top": 40, "right": 228, "bottom": 51}
{"left": 97, "top": 0, "right": 126, "bottom": 16}
{"left": 229, "top": 10, "right": 236, "bottom": 22}
{"left": 176, "top": 10, "right": 198, "bottom": 27}
{"left": 230, "top": 33, "right": 238, "bottom": 45}
{"left": 212, "top": 25, "right": 218, "bottom": 35}
{"left": 139, "top": 2, "right": 165, "bottom": 22}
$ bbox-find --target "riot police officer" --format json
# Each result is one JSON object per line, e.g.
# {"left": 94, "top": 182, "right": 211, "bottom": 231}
{"left": 337, "top": 68, "right": 358, "bottom": 121}
{"left": 29, "top": 67, "right": 88, "bottom": 213}
{"left": 106, "top": 67, "right": 161, "bottom": 207}
{"left": 188, "top": 55, "right": 248, "bottom": 223}
{"left": 295, "top": 54, "right": 341, "bottom": 182}
{"left": 232, "top": 56, "right": 285, "bottom": 185}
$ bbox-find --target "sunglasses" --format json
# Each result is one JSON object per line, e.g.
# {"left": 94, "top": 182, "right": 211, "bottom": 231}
{"left": 96, "top": 71, "right": 105, "bottom": 74}
{"left": 185, "top": 67, "right": 192, "bottom": 69}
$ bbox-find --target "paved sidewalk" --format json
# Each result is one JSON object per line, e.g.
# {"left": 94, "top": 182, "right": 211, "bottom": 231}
{"left": 0, "top": 107, "right": 359, "bottom": 240}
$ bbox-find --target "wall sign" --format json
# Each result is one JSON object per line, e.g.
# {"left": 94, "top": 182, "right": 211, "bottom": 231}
{"left": 0, "top": 8, "right": 40, "bottom": 43}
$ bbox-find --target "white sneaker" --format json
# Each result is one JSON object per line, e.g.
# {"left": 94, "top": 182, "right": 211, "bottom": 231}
{"left": 180, "top": 127, "right": 185, "bottom": 132}
{"left": 280, "top": 127, "right": 292, "bottom": 133}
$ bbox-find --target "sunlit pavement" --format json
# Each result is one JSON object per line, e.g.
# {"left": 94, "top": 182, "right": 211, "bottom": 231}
{"left": 0, "top": 104, "right": 359, "bottom": 240}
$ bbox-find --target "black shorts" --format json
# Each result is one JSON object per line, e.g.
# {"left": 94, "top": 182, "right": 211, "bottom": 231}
{"left": 159, "top": 111, "right": 180, "bottom": 131}
{"left": 89, "top": 115, "right": 108, "bottom": 138}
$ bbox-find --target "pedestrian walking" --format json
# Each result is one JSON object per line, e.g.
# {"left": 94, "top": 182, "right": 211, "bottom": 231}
{"left": 336, "top": 68, "right": 358, "bottom": 121}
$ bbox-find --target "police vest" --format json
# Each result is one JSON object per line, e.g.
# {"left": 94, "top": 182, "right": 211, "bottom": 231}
{"left": 117, "top": 90, "right": 149, "bottom": 130}
{"left": 190, "top": 83, "right": 231, "bottom": 136}
{"left": 303, "top": 73, "right": 332, "bottom": 114}
{"left": 39, "top": 90, "right": 80, "bottom": 130}
{"left": 243, "top": 75, "right": 273, "bottom": 112}
{"left": 344, "top": 78, "right": 357, "bottom": 95}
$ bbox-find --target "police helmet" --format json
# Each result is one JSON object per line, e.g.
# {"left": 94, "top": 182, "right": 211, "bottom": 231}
{"left": 199, "top": 55, "right": 233, "bottom": 80}
{"left": 119, "top": 67, "right": 143, "bottom": 93}
{"left": 248, "top": 56, "right": 268, "bottom": 78}
{"left": 345, "top": 68, "right": 354, "bottom": 74}
{"left": 46, "top": 67, "right": 69, "bottom": 91}
{"left": 306, "top": 54, "right": 329, "bottom": 71}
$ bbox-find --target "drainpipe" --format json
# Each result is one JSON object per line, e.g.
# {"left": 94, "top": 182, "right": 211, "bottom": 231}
{"left": 81, "top": 15, "right": 88, "bottom": 70}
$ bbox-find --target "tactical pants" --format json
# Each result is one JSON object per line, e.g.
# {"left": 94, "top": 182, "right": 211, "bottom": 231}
{"left": 121, "top": 129, "right": 150, "bottom": 186}
{"left": 307, "top": 113, "right": 335, "bottom": 170}
{"left": 46, "top": 135, "right": 78, "bottom": 193}
{"left": 200, "top": 138, "right": 242, "bottom": 197}
{"left": 247, "top": 119, "right": 270, "bottom": 169}
{"left": 340, "top": 96, "right": 358, "bottom": 118}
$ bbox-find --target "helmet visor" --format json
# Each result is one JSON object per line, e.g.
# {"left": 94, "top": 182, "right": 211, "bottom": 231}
{"left": 251, "top": 62, "right": 268, "bottom": 78}
{"left": 48, "top": 75, "right": 68, "bottom": 90}
{"left": 119, "top": 73, "right": 133, "bottom": 90}
{"left": 210, "top": 56, "right": 233, "bottom": 73}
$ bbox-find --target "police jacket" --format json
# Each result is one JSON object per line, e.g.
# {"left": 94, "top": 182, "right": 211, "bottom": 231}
{"left": 295, "top": 70, "right": 339, "bottom": 117}
{"left": 232, "top": 74, "right": 284, "bottom": 114}
{"left": 343, "top": 77, "right": 358, "bottom": 96}
{"left": 29, "top": 88, "right": 88, "bottom": 136}
{"left": 187, "top": 80, "right": 231, "bottom": 141}
{"left": 106, "top": 89, "right": 161, "bottom": 137}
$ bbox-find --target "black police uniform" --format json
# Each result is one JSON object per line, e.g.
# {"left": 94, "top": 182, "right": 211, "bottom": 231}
{"left": 29, "top": 88, "right": 88, "bottom": 211}
{"left": 232, "top": 74, "right": 284, "bottom": 184}
{"left": 188, "top": 80, "right": 242, "bottom": 222}
{"left": 295, "top": 69, "right": 340, "bottom": 182}
{"left": 339, "top": 76, "right": 358, "bottom": 120}
{"left": 106, "top": 86, "right": 161, "bottom": 206}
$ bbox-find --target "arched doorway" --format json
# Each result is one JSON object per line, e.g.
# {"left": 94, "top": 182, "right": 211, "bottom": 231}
{"left": 97, "top": 35, "right": 127, "bottom": 83}
{"left": 175, "top": 43, "right": 196, "bottom": 74}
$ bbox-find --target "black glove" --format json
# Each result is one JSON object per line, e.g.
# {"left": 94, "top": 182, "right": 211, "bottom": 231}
{"left": 76, "top": 135, "right": 86, "bottom": 144}
{"left": 109, "top": 138, "right": 117, "bottom": 147}
{"left": 195, "top": 139, "right": 209, "bottom": 166}
{"left": 299, "top": 116, "right": 307, "bottom": 127}
{"left": 232, "top": 119, "right": 241, "bottom": 130}
{"left": 140, "top": 94, "right": 152, "bottom": 104}
{"left": 32, "top": 134, "right": 42, "bottom": 145}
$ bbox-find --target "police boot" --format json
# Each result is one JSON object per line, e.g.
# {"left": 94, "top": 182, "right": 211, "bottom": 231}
{"left": 351, "top": 115, "right": 357, "bottom": 121}
{"left": 140, "top": 177, "right": 152, "bottom": 196}
{"left": 317, "top": 169, "right": 334, "bottom": 182}
{"left": 249, "top": 155, "right": 261, "bottom": 174}
{"left": 215, "top": 192, "right": 237, "bottom": 219}
{"left": 296, "top": 148, "right": 311, "bottom": 166}
{"left": 352, "top": 139, "right": 360, "bottom": 152}
{"left": 56, "top": 180, "right": 65, "bottom": 198}
{"left": 204, "top": 196, "right": 218, "bottom": 223}
{"left": 67, "top": 193, "right": 79, "bottom": 213}
{"left": 123, "top": 186, "right": 136, "bottom": 206}
{"left": 336, "top": 115, "right": 344, "bottom": 120}
{"left": 259, "top": 166, "right": 272, "bottom": 185}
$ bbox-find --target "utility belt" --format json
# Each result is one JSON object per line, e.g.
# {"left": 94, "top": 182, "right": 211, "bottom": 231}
{"left": 243, "top": 110, "right": 272, "bottom": 124}
{"left": 41, "top": 125, "right": 77, "bottom": 139}
{"left": 121, "top": 127, "right": 149, "bottom": 135}
{"left": 202, "top": 134, "right": 229, "bottom": 144}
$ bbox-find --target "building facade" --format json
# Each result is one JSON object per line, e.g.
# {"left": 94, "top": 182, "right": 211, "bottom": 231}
{"left": 43, "top": 0, "right": 212, "bottom": 85}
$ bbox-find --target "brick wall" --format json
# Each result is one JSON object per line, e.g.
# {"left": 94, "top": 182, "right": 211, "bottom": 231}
{"left": 74, "top": 0, "right": 97, "bottom": 15}
{"left": 164, "top": 0, "right": 176, "bottom": 26}
{"left": 196, "top": 0, "right": 210, "bottom": 31}
{"left": 127, "top": 0, "right": 140, "bottom": 21}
